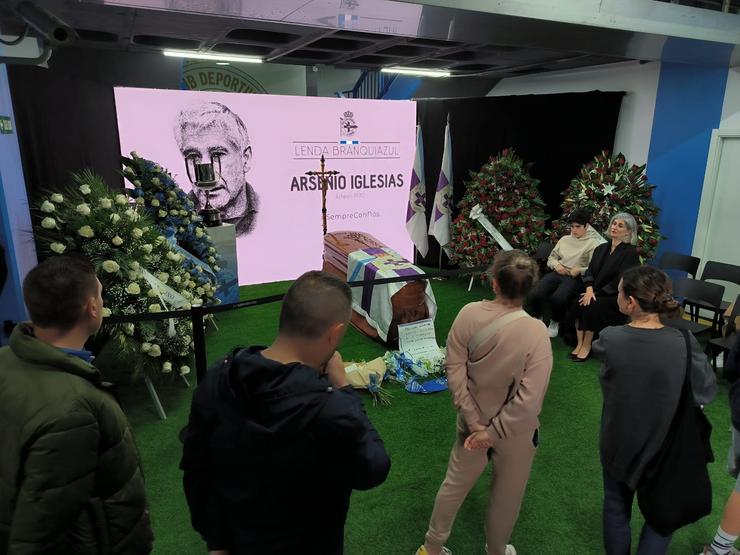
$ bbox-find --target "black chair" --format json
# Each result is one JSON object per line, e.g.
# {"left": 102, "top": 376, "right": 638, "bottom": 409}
{"left": 534, "top": 241, "right": 555, "bottom": 262}
{"left": 685, "top": 261, "right": 740, "bottom": 331}
{"left": 658, "top": 251, "right": 701, "bottom": 278}
{"left": 708, "top": 294, "right": 740, "bottom": 374}
{"left": 664, "top": 278, "right": 725, "bottom": 342}
{"left": 533, "top": 241, "right": 555, "bottom": 276}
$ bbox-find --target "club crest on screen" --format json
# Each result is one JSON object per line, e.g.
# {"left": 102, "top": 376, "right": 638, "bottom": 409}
{"left": 341, "top": 110, "right": 358, "bottom": 137}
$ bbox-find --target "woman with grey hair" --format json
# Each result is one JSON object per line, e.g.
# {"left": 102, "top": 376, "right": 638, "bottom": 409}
{"left": 570, "top": 213, "right": 640, "bottom": 361}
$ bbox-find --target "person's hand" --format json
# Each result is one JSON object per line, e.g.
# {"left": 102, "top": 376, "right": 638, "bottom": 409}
{"left": 579, "top": 287, "right": 596, "bottom": 306}
{"left": 569, "top": 267, "right": 581, "bottom": 278}
{"left": 555, "top": 264, "right": 568, "bottom": 276}
{"left": 322, "top": 351, "right": 349, "bottom": 389}
{"left": 464, "top": 430, "right": 495, "bottom": 450}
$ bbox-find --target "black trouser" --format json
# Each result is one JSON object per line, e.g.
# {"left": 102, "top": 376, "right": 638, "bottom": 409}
{"left": 526, "top": 271, "right": 581, "bottom": 323}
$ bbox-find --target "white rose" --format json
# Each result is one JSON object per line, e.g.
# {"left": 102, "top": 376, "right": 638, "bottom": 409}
{"left": 213, "top": 265, "right": 220, "bottom": 272}
{"left": 148, "top": 304, "right": 162, "bottom": 313}
{"left": 123, "top": 166, "right": 135, "bottom": 175}
{"left": 79, "top": 184, "right": 92, "bottom": 195}
{"left": 133, "top": 180, "right": 141, "bottom": 187}
{"left": 131, "top": 151, "right": 139, "bottom": 159}
{"left": 152, "top": 177, "right": 161, "bottom": 186}
{"left": 127, "top": 271, "right": 138, "bottom": 280}
{"left": 182, "top": 302, "right": 191, "bottom": 310}
{"left": 141, "top": 342, "right": 152, "bottom": 353}
{"left": 195, "top": 228, "right": 204, "bottom": 238}
{"left": 157, "top": 272, "right": 169, "bottom": 284}
{"left": 156, "top": 235, "right": 166, "bottom": 245}
{"left": 207, "top": 290, "right": 214, "bottom": 297}
{"left": 78, "top": 225, "right": 94, "bottom": 238}
{"left": 124, "top": 323, "right": 135, "bottom": 335}
{"left": 162, "top": 361, "right": 173, "bottom": 373}
{"left": 151, "top": 198, "right": 160, "bottom": 207}
{"left": 208, "top": 256, "right": 215, "bottom": 264}
{"left": 153, "top": 165, "right": 162, "bottom": 173}
{"left": 40, "top": 200, "right": 55, "bottom": 213}
{"left": 173, "top": 275, "right": 182, "bottom": 284}
{"left": 41, "top": 217, "right": 57, "bottom": 230}
{"left": 101, "top": 260, "right": 120, "bottom": 273}
{"left": 99, "top": 197, "right": 112, "bottom": 209}
{"left": 111, "top": 236, "right": 123, "bottom": 246}
{"left": 131, "top": 261, "right": 140, "bottom": 271}
{"left": 110, "top": 213, "right": 120, "bottom": 223}
{"left": 191, "top": 299, "right": 203, "bottom": 307}
{"left": 136, "top": 197, "right": 145, "bottom": 205}
{"left": 183, "top": 335, "right": 192, "bottom": 344}
{"left": 196, "top": 266, "right": 203, "bottom": 273}
{"left": 147, "top": 289, "right": 158, "bottom": 298}
{"left": 126, "top": 282, "right": 141, "bottom": 295}
{"left": 178, "top": 210, "right": 187, "bottom": 216}
{"left": 115, "top": 194, "right": 128, "bottom": 205}
{"left": 196, "top": 287, "right": 204, "bottom": 296}
{"left": 158, "top": 210, "right": 167, "bottom": 218}
{"left": 179, "top": 365, "right": 191, "bottom": 376}
{"left": 125, "top": 208, "right": 139, "bottom": 221}
{"left": 50, "top": 193, "right": 64, "bottom": 203}
{"left": 102, "top": 307, "right": 112, "bottom": 317}
{"left": 208, "top": 247, "right": 215, "bottom": 253}
{"left": 132, "top": 227, "right": 143, "bottom": 239}
{"left": 50, "top": 242, "right": 66, "bottom": 254}
{"left": 147, "top": 344, "right": 162, "bottom": 357}
{"left": 168, "top": 191, "right": 176, "bottom": 199}
{"left": 76, "top": 203, "right": 91, "bottom": 216}
{"left": 142, "top": 244, "right": 153, "bottom": 254}
{"left": 169, "top": 209, "right": 178, "bottom": 216}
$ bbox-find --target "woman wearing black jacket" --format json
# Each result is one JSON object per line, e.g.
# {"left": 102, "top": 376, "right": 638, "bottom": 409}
{"left": 571, "top": 213, "right": 640, "bottom": 361}
{"left": 593, "top": 265, "right": 716, "bottom": 554}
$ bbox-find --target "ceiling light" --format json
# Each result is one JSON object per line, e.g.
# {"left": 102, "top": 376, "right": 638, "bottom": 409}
{"left": 381, "top": 67, "right": 451, "bottom": 78}
{"left": 163, "top": 50, "right": 262, "bottom": 64}
{"left": 216, "top": 62, "right": 230, "bottom": 66}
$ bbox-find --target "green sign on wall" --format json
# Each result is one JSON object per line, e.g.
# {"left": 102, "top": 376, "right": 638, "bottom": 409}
{"left": 0, "top": 116, "right": 12, "bottom": 134}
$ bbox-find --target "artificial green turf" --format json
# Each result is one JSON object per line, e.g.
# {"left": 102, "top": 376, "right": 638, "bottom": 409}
{"left": 120, "top": 275, "right": 736, "bottom": 554}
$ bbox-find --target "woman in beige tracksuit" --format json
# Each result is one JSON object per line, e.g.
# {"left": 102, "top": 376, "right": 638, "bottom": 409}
{"left": 417, "top": 250, "right": 554, "bottom": 555}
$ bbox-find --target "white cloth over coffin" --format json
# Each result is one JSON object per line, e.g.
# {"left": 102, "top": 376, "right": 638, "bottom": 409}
{"left": 347, "top": 247, "right": 437, "bottom": 342}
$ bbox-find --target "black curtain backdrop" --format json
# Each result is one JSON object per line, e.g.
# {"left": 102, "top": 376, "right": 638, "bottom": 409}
{"left": 417, "top": 92, "right": 624, "bottom": 266}
{"left": 8, "top": 47, "right": 183, "bottom": 197}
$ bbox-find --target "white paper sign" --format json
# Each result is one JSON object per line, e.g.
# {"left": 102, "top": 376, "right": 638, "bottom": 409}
{"left": 397, "top": 319, "right": 443, "bottom": 361}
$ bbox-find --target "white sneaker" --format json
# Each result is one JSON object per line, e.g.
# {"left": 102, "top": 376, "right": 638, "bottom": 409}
{"left": 547, "top": 321, "right": 559, "bottom": 338}
{"left": 415, "top": 546, "right": 452, "bottom": 555}
{"left": 484, "top": 544, "right": 516, "bottom": 555}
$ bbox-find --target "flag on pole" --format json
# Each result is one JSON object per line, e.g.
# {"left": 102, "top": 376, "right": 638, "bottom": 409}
{"left": 428, "top": 116, "right": 453, "bottom": 255}
{"left": 405, "top": 125, "right": 429, "bottom": 257}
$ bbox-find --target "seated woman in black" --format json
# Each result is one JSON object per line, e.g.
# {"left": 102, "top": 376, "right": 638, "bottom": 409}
{"left": 571, "top": 212, "right": 640, "bottom": 361}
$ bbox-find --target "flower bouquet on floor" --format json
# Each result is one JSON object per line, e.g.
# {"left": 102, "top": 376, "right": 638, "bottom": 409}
{"left": 382, "top": 349, "right": 448, "bottom": 394}
{"left": 34, "top": 170, "right": 219, "bottom": 378}
{"left": 343, "top": 357, "right": 392, "bottom": 406}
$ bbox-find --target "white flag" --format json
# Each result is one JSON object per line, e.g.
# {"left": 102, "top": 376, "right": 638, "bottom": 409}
{"left": 405, "top": 125, "right": 429, "bottom": 257}
{"left": 428, "top": 117, "right": 453, "bottom": 255}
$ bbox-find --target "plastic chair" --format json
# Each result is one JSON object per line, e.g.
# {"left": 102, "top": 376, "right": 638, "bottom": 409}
{"left": 700, "top": 261, "right": 740, "bottom": 310}
{"left": 534, "top": 241, "right": 555, "bottom": 262}
{"left": 708, "top": 294, "right": 740, "bottom": 374}
{"left": 658, "top": 251, "right": 700, "bottom": 278}
{"left": 666, "top": 278, "right": 725, "bottom": 340}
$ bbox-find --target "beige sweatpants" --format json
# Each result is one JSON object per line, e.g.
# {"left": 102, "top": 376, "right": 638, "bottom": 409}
{"left": 424, "top": 415, "right": 538, "bottom": 555}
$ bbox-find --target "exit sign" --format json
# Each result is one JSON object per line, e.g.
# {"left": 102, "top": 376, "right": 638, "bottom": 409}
{"left": 0, "top": 116, "right": 12, "bottom": 134}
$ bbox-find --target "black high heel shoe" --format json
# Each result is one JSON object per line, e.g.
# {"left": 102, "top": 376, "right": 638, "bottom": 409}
{"left": 574, "top": 351, "right": 592, "bottom": 363}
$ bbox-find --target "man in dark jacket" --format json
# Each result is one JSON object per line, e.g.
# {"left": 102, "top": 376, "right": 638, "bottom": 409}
{"left": 0, "top": 255, "right": 153, "bottom": 554}
{"left": 181, "top": 270, "right": 391, "bottom": 554}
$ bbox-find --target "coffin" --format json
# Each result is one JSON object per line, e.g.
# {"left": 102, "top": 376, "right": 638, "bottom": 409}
{"left": 323, "top": 231, "right": 432, "bottom": 345}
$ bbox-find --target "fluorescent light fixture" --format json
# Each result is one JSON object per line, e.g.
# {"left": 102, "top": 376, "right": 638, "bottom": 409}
{"left": 163, "top": 50, "right": 262, "bottom": 64}
{"left": 381, "top": 67, "right": 451, "bottom": 78}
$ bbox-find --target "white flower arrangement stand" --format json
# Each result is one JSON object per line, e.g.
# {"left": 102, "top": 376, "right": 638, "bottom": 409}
{"left": 142, "top": 371, "right": 190, "bottom": 421}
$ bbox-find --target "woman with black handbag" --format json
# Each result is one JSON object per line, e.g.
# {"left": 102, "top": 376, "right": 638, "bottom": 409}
{"left": 593, "top": 265, "right": 716, "bottom": 554}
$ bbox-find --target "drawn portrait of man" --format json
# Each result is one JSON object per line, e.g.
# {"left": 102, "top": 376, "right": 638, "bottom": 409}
{"left": 174, "top": 101, "right": 259, "bottom": 236}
